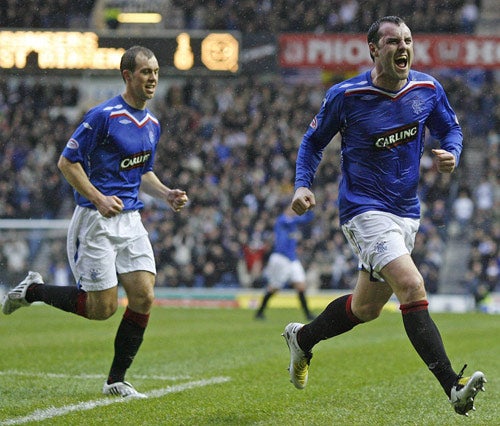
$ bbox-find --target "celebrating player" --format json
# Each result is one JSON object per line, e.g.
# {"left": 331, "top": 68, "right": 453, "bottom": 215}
{"left": 2, "top": 46, "right": 188, "bottom": 398}
{"left": 282, "top": 16, "right": 486, "bottom": 416}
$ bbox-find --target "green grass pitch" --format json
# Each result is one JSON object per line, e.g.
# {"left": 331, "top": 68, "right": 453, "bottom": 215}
{"left": 0, "top": 305, "right": 498, "bottom": 425}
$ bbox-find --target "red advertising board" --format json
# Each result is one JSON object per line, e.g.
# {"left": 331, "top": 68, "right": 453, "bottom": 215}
{"left": 279, "top": 34, "right": 500, "bottom": 70}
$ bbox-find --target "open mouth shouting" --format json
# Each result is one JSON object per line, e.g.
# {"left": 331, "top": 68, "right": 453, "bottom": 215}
{"left": 395, "top": 56, "right": 408, "bottom": 70}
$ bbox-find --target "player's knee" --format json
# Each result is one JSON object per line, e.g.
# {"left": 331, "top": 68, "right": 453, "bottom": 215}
{"left": 88, "top": 301, "right": 118, "bottom": 320}
{"left": 397, "top": 274, "right": 426, "bottom": 304}
{"left": 129, "top": 289, "right": 154, "bottom": 313}
{"left": 142, "top": 292, "right": 155, "bottom": 311}
{"left": 293, "top": 282, "right": 306, "bottom": 292}
{"left": 84, "top": 287, "right": 119, "bottom": 320}
{"left": 354, "top": 302, "right": 384, "bottom": 322}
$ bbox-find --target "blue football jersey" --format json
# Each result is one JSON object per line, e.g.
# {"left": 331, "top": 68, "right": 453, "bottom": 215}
{"left": 62, "top": 95, "right": 161, "bottom": 211}
{"left": 295, "top": 70, "right": 463, "bottom": 225}
{"left": 273, "top": 211, "right": 314, "bottom": 260}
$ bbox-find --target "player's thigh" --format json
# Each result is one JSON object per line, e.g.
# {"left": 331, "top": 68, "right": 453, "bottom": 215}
{"left": 379, "top": 254, "right": 426, "bottom": 304}
{"left": 289, "top": 260, "right": 307, "bottom": 291}
{"left": 119, "top": 270, "right": 155, "bottom": 314}
{"left": 351, "top": 270, "right": 393, "bottom": 321}
{"left": 115, "top": 230, "right": 156, "bottom": 313}
{"left": 265, "top": 253, "right": 290, "bottom": 289}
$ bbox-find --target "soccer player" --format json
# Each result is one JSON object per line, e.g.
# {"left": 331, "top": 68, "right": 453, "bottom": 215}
{"left": 255, "top": 204, "right": 314, "bottom": 320}
{"left": 1, "top": 46, "right": 188, "bottom": 398}
{"left": 282, "top": 16, "right": 487, "bottom": 416}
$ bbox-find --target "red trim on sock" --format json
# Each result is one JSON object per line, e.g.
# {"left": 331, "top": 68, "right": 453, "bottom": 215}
{"left": 25, "top": 284, "right": 40, "bottom": 303}
{"left": 76, "top": 292, "right": 88, "bottom": 317}
{"left": 399, "top": 300, "right": 429, "bottom": 315}
{"left": 124, "top": 307, "right": 150, "bottom": 329}
{"left": 346, "top": 294, "right": 363, "bottom": 324}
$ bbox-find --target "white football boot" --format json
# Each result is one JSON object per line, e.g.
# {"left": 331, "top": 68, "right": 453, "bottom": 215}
{"left": 1, "top": 271, "right": 44, "bottom": 315}
{"left": 282, "top": 322, "right": 312, "bottom": 389}
{"left": 450, "top": 365, "right": 486, "bottom": 416}
{"left": 103, "top": 381, "right": 147, "bottom": 398}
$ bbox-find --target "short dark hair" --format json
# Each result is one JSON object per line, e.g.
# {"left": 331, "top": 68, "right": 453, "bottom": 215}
{"left": 120, "top": 45, "right": 155, "bottom": 80}
{"left": 367, "top": 16, "right": 406, "bottom": 61}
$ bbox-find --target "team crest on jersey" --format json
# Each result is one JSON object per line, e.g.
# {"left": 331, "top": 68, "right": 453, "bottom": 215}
{"left": 411, "top": 97, "right": 424, "bottom": 115}
{"left": 373, "top": 122, "right": 418, "bottom": 150}
{"left": 66, "top": 138, "right": 79, "bottom": 149}
{"left": 120, "top": 150, "right": 152, "bottom": 171}
{"left": 149, "top": 130, "right": 155, "bottom": 144}
{"left": 310, "top": 116, "right": 318, "bottom": 129}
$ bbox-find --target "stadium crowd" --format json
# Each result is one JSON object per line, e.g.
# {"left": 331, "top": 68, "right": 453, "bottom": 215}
{"left": 0, "top": 71, "right": 498, "bottom": 295}
{"left": 165, "top": 0, "right": 481, "bottom": 34}
{"left": 0, "top": 0, "right": 497, "bottom": 297}
{"left": 0, "top": 0, "right": 481, "bottom": 34}
{"left": 0, "top": 0, "right": 96, "bottom": 29}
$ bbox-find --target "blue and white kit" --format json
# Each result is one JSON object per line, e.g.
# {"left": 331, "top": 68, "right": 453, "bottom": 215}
{"left": 62, "top": 95, "right": 161, "bottom": 210}
{"left": 62, "top": 95, "right": 160, "bottom": 289}
{"left": 295, "top": 70, "right": 463, "bottom": 225}
{"left": 265, "top": 211, "right": 313, "bottom": 288}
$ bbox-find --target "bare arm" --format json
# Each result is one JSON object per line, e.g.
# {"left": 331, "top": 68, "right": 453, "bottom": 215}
{"left": 140, "top": 171, "right": 188, "bottom": 212}
{"left": 57, "top": 155, "right": 124, "bottom": 218}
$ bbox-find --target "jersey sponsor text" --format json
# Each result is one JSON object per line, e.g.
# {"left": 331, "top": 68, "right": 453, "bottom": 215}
{"left": 373, "top": 122, "right": 418, "bottom": 149}
{"left": 120, "top": 150, "right": 151, "bottom": 171}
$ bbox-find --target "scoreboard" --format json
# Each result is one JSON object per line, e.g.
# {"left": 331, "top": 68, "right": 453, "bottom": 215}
{"left": 0, "top": 30, "right": 240, "bottom": 76}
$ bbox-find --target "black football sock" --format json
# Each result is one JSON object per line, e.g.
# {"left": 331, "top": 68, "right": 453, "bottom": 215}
{"left": 400, "top": 300, "right": 458, "bottom": 396}
{"left": 107, "top": 307, "right": 150, "bottom": 384}
{"left": 256, "top": 291, "right": 273, "bottom": 316}
{"left": 298, "top": 294, "right": 362, "bottom": 352}
{"left": 297, "top": 290, "right": 311, "bottom": 317}
{"left": 26, "top": 284, "right": 88, "bottom": 317}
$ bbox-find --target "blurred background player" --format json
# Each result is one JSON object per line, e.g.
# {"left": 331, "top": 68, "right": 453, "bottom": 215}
{"left": 283, "top": 16, "right": 486, "bottom": 416}
{"left": 1, "top": 46, "right": 188, "bottom": 398}
{"left": 255, "top": 204, "right": 315, "bottom": 320}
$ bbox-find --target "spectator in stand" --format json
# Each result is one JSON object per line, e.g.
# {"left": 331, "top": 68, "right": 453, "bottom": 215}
{"left": 474, "top": 175, "right": 495, "bottom": 213}
{"left": 2, "top": 232, "right": 30, "bottom": 285}
{"left": 452, "top": 187, "right": 475, "bottom": 233}
{"left": 241, "top": 230, "right": 270, "bottom": 288}
{"left": 459, "top": 0, "right": 480, "bottom": 34}
{"left": 465, "top": 259, "right": 490, "bottom": 308}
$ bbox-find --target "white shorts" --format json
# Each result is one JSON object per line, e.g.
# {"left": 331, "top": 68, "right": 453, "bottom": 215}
{"left": 264, "top": 253, "right": 306, "bottom": 290}
{"left": 67, "top": 206, "right": 156, "bottom": 292}
{"left": 341, "top": 211, "right": 419, "bottom": 281}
